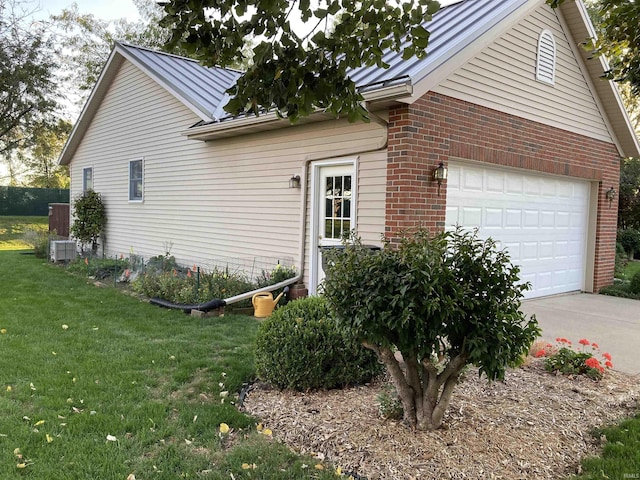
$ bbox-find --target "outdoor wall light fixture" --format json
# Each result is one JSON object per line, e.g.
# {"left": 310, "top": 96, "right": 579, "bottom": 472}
{"left": 605, "top": 186, "right": 616, "bottom": 207}
{"left": 433, "top": 162, "right": 448, "bottom": 196}
{"left": 289, "top": 174, "right": 301, "bottom": 189}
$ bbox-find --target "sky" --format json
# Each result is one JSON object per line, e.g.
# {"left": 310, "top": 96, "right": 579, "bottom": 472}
{"left": 29, "top": 0, "right": 141, "bottom": 22}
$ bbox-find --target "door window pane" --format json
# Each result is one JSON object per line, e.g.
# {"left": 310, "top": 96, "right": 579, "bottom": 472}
{"left": 323, "top": 174, "right": 352, "bottom": 239}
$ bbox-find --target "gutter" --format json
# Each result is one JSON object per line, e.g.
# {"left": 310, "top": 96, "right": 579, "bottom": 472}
{"left": 182, "top": 79, "right": 410, "bottom": 141}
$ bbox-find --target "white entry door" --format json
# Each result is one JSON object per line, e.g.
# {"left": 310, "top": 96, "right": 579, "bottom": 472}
{"left": 311, "top": 163, "right": 356, "bottom": 294}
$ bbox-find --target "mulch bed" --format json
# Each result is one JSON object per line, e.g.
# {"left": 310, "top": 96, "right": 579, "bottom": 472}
{"left": 242, "top": 359, "right": 640, "bottom": 479}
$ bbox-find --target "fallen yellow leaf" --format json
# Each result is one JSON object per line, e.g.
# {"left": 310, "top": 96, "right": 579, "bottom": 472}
{"left": 13, "top": 448, "right": 20, "bottom": 456}
{"left": 219, "top": 423, "right": 230, "bottom": 434}
{"left": 46, "top": 434, "right": 53, "bottom": 443}
{"left": 34, "top": 420, "right": 45, "bottom": 426}
{"left": 241, "top": 463, "right": 251, "bottom": 470}
{"left": 16, "top": 463, "right": 26, "bottom": 469}
{"left": 6, "top": 386, "right": 11, "bottom": 392}
{"left": 262, "top": 428, "right": 272, "bottom": 436}
{"left": 1, "top": 328, "right": 6, "bottom": 334}
{"left": 315, "top": 464, "right": 324, "bottom": 470}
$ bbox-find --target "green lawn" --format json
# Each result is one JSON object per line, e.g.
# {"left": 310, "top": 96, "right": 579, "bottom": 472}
{"left": 0, "top": 216, "right": 48, "bottom": 250}
{"left": 574, "top": 414, "right": 640, "bottom": 479}
{"left": 624, "top": 259, "right": 640, "bottom": 280}
{"left": 0, "top": 251, "right": 337, "bottom": 479}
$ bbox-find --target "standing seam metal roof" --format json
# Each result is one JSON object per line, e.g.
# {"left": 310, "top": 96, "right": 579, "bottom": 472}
{"left": 117, "top": 43, "right": 242, "bottom": 120}
{"left": 117, "top": 0, "right": 530, "bottom": 121}
{"left": 348, "top": 0, "right": 530, "bottom": 87}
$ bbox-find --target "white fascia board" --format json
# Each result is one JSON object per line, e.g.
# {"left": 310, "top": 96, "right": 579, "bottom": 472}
{"left": 562, "top": 0, "right": 640, "bottom": 157}
{"left": 183, "top": 83, "right": 411, "bottom": 140}
{"left": 58, "top": 48, "right": 124, "bottom": 166}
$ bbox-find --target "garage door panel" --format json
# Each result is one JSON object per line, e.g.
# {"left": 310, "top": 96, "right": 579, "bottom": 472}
{"left": 463, "top": 170, "right": 483, "bottom": 190}
{"left": 445, "top": 163, "right": 589, "bottom": 298}
{"left": 506, "top": 173, "right": 524, "bottom": 194}
{"left": 461, "top": 207, "right": 482, "bottom": 226}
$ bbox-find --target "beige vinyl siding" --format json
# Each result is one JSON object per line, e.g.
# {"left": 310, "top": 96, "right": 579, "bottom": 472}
{"left": 69, "top": 59, "right": 387, "bottom": 286}
{"left": 433, "top": 3, "right": 612, "bottom": 144}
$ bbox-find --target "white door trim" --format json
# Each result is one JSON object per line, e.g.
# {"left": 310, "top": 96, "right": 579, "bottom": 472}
{"left": 309, "top": 157, "right": 358, "bottom": 295}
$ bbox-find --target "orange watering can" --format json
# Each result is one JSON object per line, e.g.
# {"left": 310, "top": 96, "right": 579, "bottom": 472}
{"left": 252, "top": 291, "right": 285, "bottom": 318}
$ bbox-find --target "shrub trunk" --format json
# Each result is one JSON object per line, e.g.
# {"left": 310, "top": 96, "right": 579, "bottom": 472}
{"left": 367, "top": 343, "right": 468, "bottom": 431}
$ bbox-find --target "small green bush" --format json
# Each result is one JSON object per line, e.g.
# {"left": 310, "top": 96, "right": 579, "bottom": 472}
{"left": 132, "top": 265, "right": 255, "bottom": 306}
{"left": 544, "top": 347, "right": 599, "bottom": 379}
{"left": 254, "top": 296, "right": 382, "bottom": 391}
{"left": 22, "top": 227, "right": 50, "bottom": 258}
{"left": 615, "top": 242, "right": 628, "bottom": 278}
{"left": 629, "top": 271, "right": 640, "bottom": 294}
{"left": 599, "top": 283, "right": 640, "bottom": 300}
{"left": 67, "top": 257, "right": 128, "bottom": 280}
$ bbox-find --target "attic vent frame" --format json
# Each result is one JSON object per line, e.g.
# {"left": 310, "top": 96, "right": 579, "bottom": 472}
{"left": 536, "top": 29, "right": 556, "bottom": 85}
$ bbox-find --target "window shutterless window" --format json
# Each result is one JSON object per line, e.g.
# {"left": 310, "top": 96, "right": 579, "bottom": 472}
{"left": 82, "top": 167, "right": 93, "bottom": 192}
{"left": 129, "top": 159, "right": 143, "bottom": 201}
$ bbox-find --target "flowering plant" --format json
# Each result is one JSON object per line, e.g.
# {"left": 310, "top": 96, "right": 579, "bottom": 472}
{"left": 534, "top": 337, "right": 613, "bottom": 380}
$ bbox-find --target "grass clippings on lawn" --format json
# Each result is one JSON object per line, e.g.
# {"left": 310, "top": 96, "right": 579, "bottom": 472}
{"left": 0, "top": 251, "right": 338, "bottom": 479}
{"left": 243, "top": 361, "right": 640, "bottom": 480}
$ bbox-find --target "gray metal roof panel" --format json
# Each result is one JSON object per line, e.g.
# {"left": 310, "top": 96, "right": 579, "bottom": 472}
{"left": 348, "top": 0, "right": 530, "bottom": 88}
{"left": 118, "top": 43, "right": 242, "bottom": 119}
{"left": 116, "top": 0, "right": 531, "bottom": 119}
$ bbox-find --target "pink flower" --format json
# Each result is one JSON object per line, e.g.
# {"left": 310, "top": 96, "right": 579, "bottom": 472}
{"left": 591, "top": 343, "right": 599, "bottom": 349}
{"left": 534, "top": 349, "right": 546, "bottom": 358}
{"left": 603, "top": 352, "right": 612, "bottom": 361}
{"left": 579, "top": 338, "right": 590, "bottom": 346}
{"left": 605, "top": 361, "right": 613, "bottom": 369}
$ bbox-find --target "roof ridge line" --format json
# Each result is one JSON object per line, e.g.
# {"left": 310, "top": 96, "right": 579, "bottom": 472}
{"left": 116, "top": 42, "right": 246, "bottom": 74}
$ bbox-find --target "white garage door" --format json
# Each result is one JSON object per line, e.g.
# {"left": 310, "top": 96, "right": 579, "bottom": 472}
{"left": 445, "top": 163, "right": 590, "bottom": 298}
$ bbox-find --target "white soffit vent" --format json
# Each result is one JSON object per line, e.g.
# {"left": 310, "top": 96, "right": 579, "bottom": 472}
{"left": 536, "top": 29, "right": 556, "bottom": 85}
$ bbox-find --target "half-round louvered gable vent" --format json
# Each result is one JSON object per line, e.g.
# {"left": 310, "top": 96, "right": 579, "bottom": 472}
{"left": 536, "top": 29, "right": 556, "bottom": 85}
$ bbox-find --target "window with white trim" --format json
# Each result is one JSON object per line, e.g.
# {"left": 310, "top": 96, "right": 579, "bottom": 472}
{"left": 536, "top": 29, "right": 556, "bottom": 85}
{"left": 82, "top": 167, "right": 93, "bottom": 192}
{"left": 129, "top": 159, "right": 144, "bottom": 201}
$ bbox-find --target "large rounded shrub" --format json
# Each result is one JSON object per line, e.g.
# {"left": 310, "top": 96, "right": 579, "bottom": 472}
{"left": 254, "top": 296, "right": 382, "bottom": 391}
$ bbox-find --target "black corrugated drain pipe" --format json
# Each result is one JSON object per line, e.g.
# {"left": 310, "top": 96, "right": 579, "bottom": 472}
{"left": 149, "top": 275, "right": 301, "bottom": 314}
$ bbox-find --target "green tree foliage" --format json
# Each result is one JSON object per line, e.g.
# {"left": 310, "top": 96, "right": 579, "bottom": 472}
{"left": 17, "top": 119, "right": 71, "bottom": 188}
{"left": 71, "top": 190, "right": 106, "bottom": 254}
{"left": 0, "top": 0, "right": 59, "bottom": 157}
{"left": 160, "top": 0, "right": 441, "bottom": 123}
{"left": 619, "top": 157, "right": 640, "bottom": 229}
{"left": 52, "top": 0, "right": 188, "bottom": 101}
{"left": 549, "top": 0, "right": 640, "bottom": 98}
{"left": 322, "top": 229, "right": 540, "bottom": 431}
{"left": 618, "top": 228, "right": 640, "bottom": 259}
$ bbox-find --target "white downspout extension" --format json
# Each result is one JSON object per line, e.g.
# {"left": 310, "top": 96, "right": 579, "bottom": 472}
{"left": 223, "top": 162, "right": 309, "bottom": 305}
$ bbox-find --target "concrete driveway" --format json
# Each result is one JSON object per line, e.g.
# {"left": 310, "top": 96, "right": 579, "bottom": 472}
{"left": 521, "top": 293, "right": 640, "bottom": 375}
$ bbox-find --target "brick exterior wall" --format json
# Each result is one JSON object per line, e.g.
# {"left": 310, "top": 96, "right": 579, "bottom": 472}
{"left": 385, "top": 92, "right": 621, "bottom": 292}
